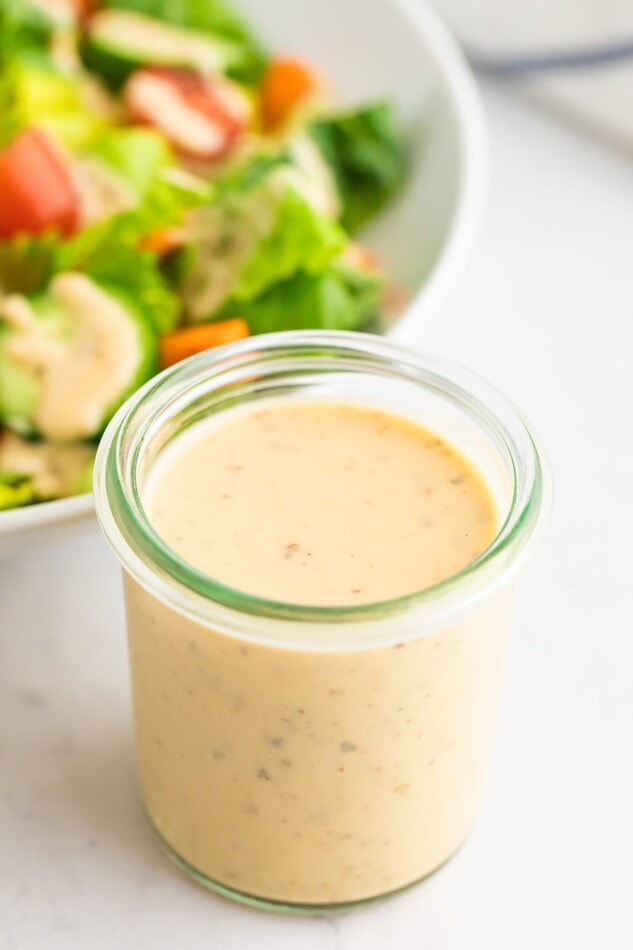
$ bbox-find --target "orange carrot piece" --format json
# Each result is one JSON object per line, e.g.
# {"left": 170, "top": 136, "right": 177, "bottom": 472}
{"left": 140, "top": 228, "right": 184, "bottom": 255}
{"left": 159, "top": 318, "right": 249, "bottom": 368}
{"left": 260, "top": 57, "right": 318, "bottom": 130}
{"left": 72, "top": 0, "right": 98, "bottom": 19}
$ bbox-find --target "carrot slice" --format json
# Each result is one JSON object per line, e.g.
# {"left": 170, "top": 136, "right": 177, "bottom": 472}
{"left": 140, "top": 228, "right": 184, "bottom": 255}
{"left": 72, "top": 0, "right": 97, "bottom": 18}
{"left": 159, "top": 318, "right": 249, "bottom": 368}
{"left": 260, "top": 57, "right": 318, "bottom": 130}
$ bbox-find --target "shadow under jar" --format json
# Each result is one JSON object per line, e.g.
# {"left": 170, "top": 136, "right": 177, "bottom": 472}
{"left": 94, "top": 330, "right": 551, "bottom": 913}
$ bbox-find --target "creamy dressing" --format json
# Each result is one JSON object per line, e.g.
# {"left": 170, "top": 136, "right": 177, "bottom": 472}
{"left": 2, "top": 274, "right": 142, "bottom": 441}
{"left": 144, "top": 402, "right": 497, "bottom": 605}
{"left": 129, "top": 400, "right": 508, "bottom": 905}
{"left": 72, "top": 157, "right": 135, "bottom": 227}
{"left": 183, "top": 184, "right": 278, "bottom": 320}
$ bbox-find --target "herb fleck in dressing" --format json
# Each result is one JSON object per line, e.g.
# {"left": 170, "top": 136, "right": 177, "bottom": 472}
{"left": 126, "top": 400, "right": 508, "bottom": 905}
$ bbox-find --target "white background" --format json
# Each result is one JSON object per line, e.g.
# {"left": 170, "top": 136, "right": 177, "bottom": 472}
{"left": 1, "top": 84, "right": 632, "bottom": 949}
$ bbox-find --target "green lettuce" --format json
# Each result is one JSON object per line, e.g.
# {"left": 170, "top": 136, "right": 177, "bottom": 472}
{"left": 0, "top": 1, "right": 54, "bottom": 66}
{"left": 233, "top": 182, "right": 347, "bottom": 301}
{"left": 53, "top": 234, "right": 181, "bottom": 333}
{"left": 57, "top": 231, "right": 189, "bottom": 333}
{"left": 58, "top": 139, "right": 210, "bottom": 322}
{"left": 0, "top": 472, "right": 37, "bottom": 510}
{"left": 0, "top": 137, "right": 186, "bottom": 332}
{"left": 0, "top": 232, "right": 58, "bottom": 295}
{"left": 0, "top": 186, "right": 186, "bottom": 333}
{"left": 0, "top": 434, "right": 95, "bottom": 505}
{"left": 0, "top": 130, "right": 206, "bottom": 331}
{"left": 183, "top": 155, "right": 346, "bottom": 320}
{"left": 66, "top": 167, "right": 209, "bottom": 264}
{"left": 219, "top": 260, "right": 384, "bottom": 335}
{"left": 102, "top": 0, "right": 267, "bottom": 82}
{"left": 88, "top": 128, "right": 173, "bottom": 196}
{"left": 80, "top": 248, "right": 180, "bottom": 333}
{"left": 0, "top": 58, "right": 105, "bottom": 150}
{"left": 309, "top": 103, "right": 407, "bottom": 233}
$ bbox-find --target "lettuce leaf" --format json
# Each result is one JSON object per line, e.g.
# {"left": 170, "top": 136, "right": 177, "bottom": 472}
{"left": 0, "top": 232, "right": 58, "bottom": 295}
{"left": 101, "top": 0, "right": 267, "bottom": 82}
{"left": 0, "top": 131, "right": 186, "bottom": 331}
{"left": 309, "top": 103, "right": 407, "bottom": 233}
{"left": 88, "top": 128, "right": 173, "bottom": 197}
{"left": 0, "top": 231, "right": 179, "bottom": 331}
{"left": 0, "top": 432, "right": 96, "bottom": 500}
{"left": 182, "top": 155, "right": 346, "bottom": 320}
{"left": 0, "top": 58, "right": 105, "bottom": 150}
{"left": 51, "top": 136, "right": 208, "bottom": 331}
{"left": 218, "top": 260, "right": 384, "bottom": 335}
{"left": 213, "top": 152, "right": 288, "bottom": 199}
{"left": 0, "top": 472, "right": 37, "bottom": 510}
{"left": 232, "top": 182, "right": 347, "bottom": 302}
{"left": 59, "top": 163, "right": 210, "bottom": 270}
{"left": 0, "top": 0, "right": 53, "bottom": 67}
{"left": 81, "top": 248, "right": 180, "bottom": 333}
{"left": 56, "top": 228, "right": 181, "bottom": 332}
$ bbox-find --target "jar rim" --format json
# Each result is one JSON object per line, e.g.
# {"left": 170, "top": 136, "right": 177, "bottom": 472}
{"left": 94, "top": 331, "right": 551, "bottom": 649}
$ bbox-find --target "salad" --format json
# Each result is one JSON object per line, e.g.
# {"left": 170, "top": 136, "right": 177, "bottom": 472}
{"left": 0, "top": 0, "right": 408, "bottom": 511}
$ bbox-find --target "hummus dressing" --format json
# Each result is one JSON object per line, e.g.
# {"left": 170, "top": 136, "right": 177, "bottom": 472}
{"left": 128, "top": 401, "right": 507, "bottom": 905}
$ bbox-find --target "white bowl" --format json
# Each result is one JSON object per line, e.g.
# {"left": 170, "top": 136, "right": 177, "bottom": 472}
{"left": 0, "top": 0, "right": 487, "bottom": 556}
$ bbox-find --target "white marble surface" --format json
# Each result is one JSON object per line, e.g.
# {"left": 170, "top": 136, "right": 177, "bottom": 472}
{"left": 1, "top": 84, "right": 632, "bottom": 949}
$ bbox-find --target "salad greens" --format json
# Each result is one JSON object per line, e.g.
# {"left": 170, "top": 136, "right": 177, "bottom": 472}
{"left": 0, "top": 472, "right": 37, "bottom": 510}
{"left": 87, "top": 128, "right": 173, "bottom": 194}
{"left": 219, "top": 260, "right": 385, "bottom": 335}
{"left": 0, "top": 1, "right": 54, "bottom": 66}
{"left": 78, "top": 247, "right": 180, "bottom": 333}
{"left": 0, "top": 57, "right": 104, "bottom": 150}
{"left": 0, "top": 232, "right": 59, "bottom": 295}
{"left": 0, "top": 0, "right": 409, "bottom": 509}
{"left": 310, "top": 103, "right": 407, "bottom": 233}
{"left": 182, "top": 154, "right": 347, "bottom": 320}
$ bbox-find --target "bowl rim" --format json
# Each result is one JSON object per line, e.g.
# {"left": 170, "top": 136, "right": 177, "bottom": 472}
{"left": 389, "top": 0, "right": 488, "bottom": 342}
{"left": 0, "top": 0, "right": 488, "bottom": 539}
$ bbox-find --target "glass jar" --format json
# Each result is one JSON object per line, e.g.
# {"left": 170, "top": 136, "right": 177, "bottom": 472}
{"left": 93, "top": 330, "right": 551, "bottom": 913}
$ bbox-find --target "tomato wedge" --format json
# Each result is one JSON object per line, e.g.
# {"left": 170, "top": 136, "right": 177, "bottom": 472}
{"left": 125, "top": 68, "right": 252, "bottom": 160}
{"left": 0, "top": 129, "right": 79, "bottom": 239}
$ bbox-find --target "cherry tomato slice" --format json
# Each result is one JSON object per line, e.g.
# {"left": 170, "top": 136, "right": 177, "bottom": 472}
{"left": 0, "top": 128, "right": 79, "bottom": 239}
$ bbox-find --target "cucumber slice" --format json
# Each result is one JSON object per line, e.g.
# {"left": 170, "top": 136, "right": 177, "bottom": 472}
{"left": 81, "top": 10, "right": 245, "bottom": 89}
{"left": 0, "top": 343, "right": 40, "bottom": 436}
{"left": 0, "top": 273, "right": 157, "bottom": 441}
